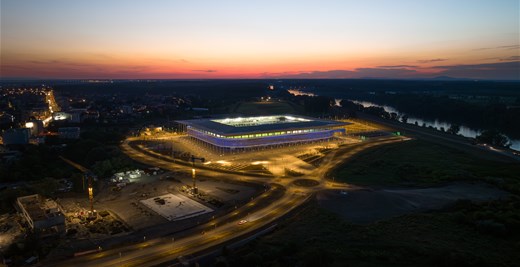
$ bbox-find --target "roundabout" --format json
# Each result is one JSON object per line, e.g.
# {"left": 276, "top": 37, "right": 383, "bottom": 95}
{"left": 51, "top": 131, "right": 407, "bottom": 267}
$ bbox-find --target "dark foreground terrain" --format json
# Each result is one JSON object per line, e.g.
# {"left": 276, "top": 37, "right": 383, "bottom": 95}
{"left": 224, "top": 139, "right": 520, "bottom": 267}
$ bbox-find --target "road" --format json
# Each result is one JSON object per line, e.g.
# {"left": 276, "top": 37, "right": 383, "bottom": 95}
{"left": 48, "top": 135, "right": 406, "bottom": 267}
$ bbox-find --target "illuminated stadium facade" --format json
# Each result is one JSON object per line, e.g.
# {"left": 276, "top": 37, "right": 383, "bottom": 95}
{"left": 177, "top": 115, "right": 348, "bottom": 150}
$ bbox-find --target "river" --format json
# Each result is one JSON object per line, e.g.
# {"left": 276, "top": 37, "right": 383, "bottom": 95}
{"left": 348, "top": 100, "right": 520, "bottom": 151}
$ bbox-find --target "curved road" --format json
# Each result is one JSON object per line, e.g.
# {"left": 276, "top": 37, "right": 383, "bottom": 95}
{"left": 49, "top": 135, "right": 406, "bottom": 267}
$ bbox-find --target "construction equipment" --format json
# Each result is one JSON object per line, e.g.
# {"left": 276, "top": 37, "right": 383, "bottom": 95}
{"left": 190, "top": 156, "right": 205, "bottom": 194}
{"left": 60, "top": 156, "right": 97, "bottom": 217}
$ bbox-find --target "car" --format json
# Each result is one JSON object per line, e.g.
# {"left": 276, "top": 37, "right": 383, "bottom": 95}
{"left": 237, "top": 220, "right": 248, "bottom": 225}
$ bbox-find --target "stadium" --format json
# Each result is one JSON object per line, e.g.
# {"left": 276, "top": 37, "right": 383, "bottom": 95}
{"left": 177, "top": 115, "right": 349, "bottom": 151}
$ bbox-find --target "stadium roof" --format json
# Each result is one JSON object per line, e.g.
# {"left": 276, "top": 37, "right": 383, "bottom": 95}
{"left": 177, "top": 115, "right": 349, "bottom": 136}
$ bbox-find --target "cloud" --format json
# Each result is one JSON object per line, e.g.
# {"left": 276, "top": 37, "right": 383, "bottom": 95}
{"left": 417, "top": 58, "right": 448, "bottom": 63}
{"left": 0, "top": 58, "right": 159, "bottom": 79}
{"left": 191, "top": 69, "right": 217, "bottom": 73}
{"left": 27, "top": 59, "right": 98, "bottom": 67}
{"left": 499, "top": 56, "right": 520, "bottom": 61}
{"left": 264, "top": 67, "right": 420, "bottom": 79}
{"left": 474, "top": 44, "right": 520, "bottom": 51}
{"left": 263, "top": 61, "right": 520, "bottom": 80}
{"left": 377, "top": 65, "right": 418, "bottom": 68}
{"left": 264, "top": 70, "right": 354, "bottom": 79}
{"left": 433, "top": 61, "right": 520, "bottom": 80}
{"left": 354, "top": 67, "right": 420, "bottom": 78}
{"left": 497, "top": 45, "right": 520, "bottom": 50}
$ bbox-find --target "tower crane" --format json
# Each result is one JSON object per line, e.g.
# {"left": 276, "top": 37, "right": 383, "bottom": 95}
{"left": 59, "top": 156, "right": 97, "bottom": 217}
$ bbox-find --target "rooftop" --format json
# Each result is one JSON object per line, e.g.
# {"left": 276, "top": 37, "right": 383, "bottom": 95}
{"left": 177, "top": 115, "right": 349, "bottom": 136}
{"left": 17, "top": 194, "right": 62, "bottom": 221}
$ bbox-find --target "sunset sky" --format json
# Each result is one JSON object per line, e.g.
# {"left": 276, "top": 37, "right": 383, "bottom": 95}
{"left": 1, "top": 0, "right": 519, "bottom": 79}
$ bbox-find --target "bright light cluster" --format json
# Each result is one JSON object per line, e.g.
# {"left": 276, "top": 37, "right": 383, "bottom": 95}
{"left": 213, "top": 115, "right": 310, "bottom": 127}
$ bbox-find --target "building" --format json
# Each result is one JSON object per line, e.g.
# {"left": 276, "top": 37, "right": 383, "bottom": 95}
{"left": 68, "top": 109, "right": 87, "bottom": 123}
{"left": 16, "top": 194, "right": 66, "bottom": 236}
{"left": 2, "top": 128, "right": 30, "bottom": 145}
{"left": 52, "top": 112, "right": 71, "bottom": 121}
{"left": 177, "top": 115, "right": 348, "bottom": 152}
{"left": 25, "top": 119, "right": 44, "bottom": 136}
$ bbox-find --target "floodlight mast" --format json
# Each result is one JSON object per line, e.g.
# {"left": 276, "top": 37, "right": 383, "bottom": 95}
{"left": 190, "top": 156, "right": 205, "bottom": 194}
{"left": 87, "top": 172, "right": 94, "bottom": 212}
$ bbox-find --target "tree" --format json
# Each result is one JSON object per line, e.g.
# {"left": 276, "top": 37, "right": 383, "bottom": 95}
{"left": 303, "top": 96, "right": 333, "bottom": 113}
{"left": 476, "top": 129, "right": 511, "bottom": 148}
{"left": 84, "top": 147, "right": 109, "bottom": 166}
{"left": 30, "top": 177, "right": 59, "bottom": 196}
{"left": 92, "top": 159, "right": 113, "bottom": 177}
{"left": 401, "top": 114, "right": 409, "bottom": 123}
{"left": 447, "top": 124, "right": 461, "bottom": 135}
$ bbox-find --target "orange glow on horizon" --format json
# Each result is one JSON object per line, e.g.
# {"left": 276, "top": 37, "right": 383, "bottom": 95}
{"left": 1, "top": 1, "right": 517, "bottom": 80}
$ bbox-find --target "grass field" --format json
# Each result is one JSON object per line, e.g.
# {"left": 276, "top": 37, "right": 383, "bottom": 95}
{"left": 232, "top": 101, "right": 302, "bottom": 115}
{"left": 223, "top": 139, "right": 520, "bottom": 267}
{"left": 331, "top": 139, "right": 520, "bottom": 193}
{"left": 227, "top": 200, "right": 520, "bottom": 267}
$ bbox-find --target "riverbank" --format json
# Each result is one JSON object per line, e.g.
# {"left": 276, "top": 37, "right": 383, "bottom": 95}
{"left": 350, "top": 99, "right": 520, "bottom": 151}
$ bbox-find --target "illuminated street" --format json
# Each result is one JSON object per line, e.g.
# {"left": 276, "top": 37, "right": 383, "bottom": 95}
{"left": 47, "top": 134, "right": 406, "bottom": 267}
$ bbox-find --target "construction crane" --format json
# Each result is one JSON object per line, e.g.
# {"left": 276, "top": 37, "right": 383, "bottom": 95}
{"left": 190, "top": 156, "right": 205, "bottom": 194}
{"left": 60, "top": 156, "right": 97, "bottom": 217}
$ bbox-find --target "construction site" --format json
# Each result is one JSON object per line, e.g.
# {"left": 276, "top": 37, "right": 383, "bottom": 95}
{"left": 2, "top": 150, "right": 264, "bottom": 261}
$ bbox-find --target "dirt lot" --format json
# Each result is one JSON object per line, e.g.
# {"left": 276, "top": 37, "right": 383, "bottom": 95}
{"left": 94, "top": 171, "right": 258, "bottom": 230}
{"left": 317, "top": 182, "right": 509, "bottom": 223}
{"left": 0, "top": 214, "right": 22, "bottom": 253}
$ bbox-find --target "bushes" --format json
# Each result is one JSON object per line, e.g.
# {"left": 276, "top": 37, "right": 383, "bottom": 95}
{"left": 449, "top": 197, "right": 520, "bottom": 238}
{"left": 475, "top": 220, "right": 507, "bottom": 236}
